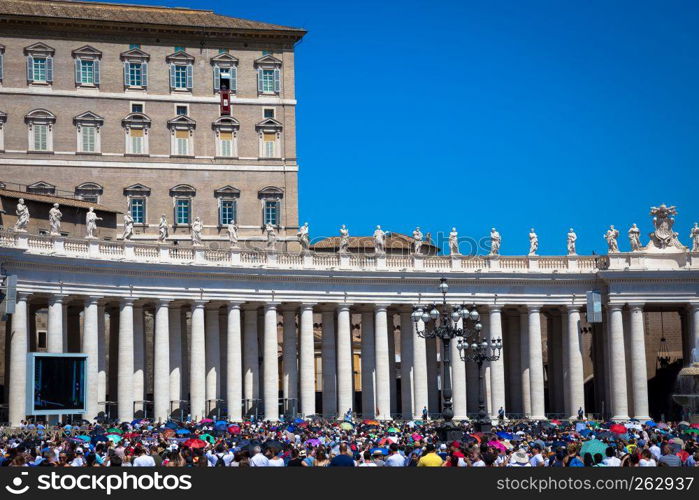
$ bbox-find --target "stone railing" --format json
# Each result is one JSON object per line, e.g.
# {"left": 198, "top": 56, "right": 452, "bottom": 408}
{"left": 0, "top": 230, "right": 612, "bottom": 273}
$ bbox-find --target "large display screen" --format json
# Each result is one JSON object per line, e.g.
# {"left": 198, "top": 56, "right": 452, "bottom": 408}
{"left": 27, "top": 354, "right": 86, "bottom": 414}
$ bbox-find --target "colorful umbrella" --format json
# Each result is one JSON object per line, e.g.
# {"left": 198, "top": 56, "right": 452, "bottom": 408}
{"left": 160, "top": 428, "right": 175, "bottom": 438}
{"left": 363, "top": 419, "right": 380, "bottom": 426}
{"left": 200, "top": 434, "right": 216, "bottom": 444}
{"left": 183, "top": 438, "right": 207, "bottom": 449}
{"left": 200, "top": 418, "right": 214, "bottom": 424}
{"left": 497, "top": 432, "right": 514, "bottom": 440}
{"left": 550, "top": 419, "right": 562, "bottom": 426}
{"left": 107, "top": 428, "right": 123, "bottom": 435}
{"left": 580, "top": 439, "right": 607, "bottom": 458}
{"left": 691, "top": 423, "right": 699, "bottom": 429}
{"left": 387, "top": 427, "right": 399, "bottom": 433}
{"left": 293, "top": 418, "right": 305, "bottom": 424}
{"left": 487, "top": 441, "right": 507, "bottom": 452}
{"left": 610, "top": 424, "right": 626, "bottom": 434}
{"left": 305, "top": 438, "right": 321, "bottom": 446}
{"left": 106, "top": 434, "right": 122, "bottom": 443}
{"left": 370, "top": 447, "right": 388, "bottom": 455}
{"left": 176, "top": 429, "right": 190, "bottom": 435}
{"left": 645, "top": 420, "right": 656, "bottom": 427}
{"left": 340, "top": 422, "right": 353, "bottom": 430}
{"left": 228, "top": 425, "right": 241, "bottom": 435}
{"left": 76, "top": 435, "right": 91, "bottom": 442}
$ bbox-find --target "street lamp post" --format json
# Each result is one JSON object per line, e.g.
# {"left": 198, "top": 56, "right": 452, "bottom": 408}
{"left": 411, "top": 277, "right": 488, "bottom": 440}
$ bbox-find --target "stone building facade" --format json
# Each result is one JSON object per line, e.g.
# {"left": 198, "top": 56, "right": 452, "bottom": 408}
{"left": 0, "top": 0, "right": 305, "bottom": 248}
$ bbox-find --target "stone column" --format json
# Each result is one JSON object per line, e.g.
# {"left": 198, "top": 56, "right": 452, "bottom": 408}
{"left": 9, "top": 293, "right": 29, "bottom": 427}
{"left": 168, "top": 305, "right": 182, "bottom": 417}
{"left": 690, "top": 304, "right": 699, "bottom": 363}
{"left": 400, "top": 311, "right": 414, "bottom": 419}
{"left": 388, "top": 319, "right": 397, "bottom": 416}
{"left": 608, "top": 304, "right": 629, "bottom": 420}
{"left": 153, "top": 300, "right": 170, "bottom": 422}
{"left": 506, "top": 313, "right": 523, "bottom": 414}
{"left": 489, "top": 306, "right": 506, "bottom": 417}
{"left": 243, "top": 305, "right": 259, "bottom": 414}
{"left": 226, "top": 303, "right": 242, "bottom": 421}
{"left": 62, "top": 305, "right": 68, "bottom": 355}
{"left": 97, "top": 302, "right": 106, "bottom": 415}
{"left": 47, "top": 294, "right": 65, "bottom": 353}
{"left": 132, "top": 304, "right": 144, "bottom": 415}
{"left": 189, "top": 301, "right": 206, "bottom": 420}
{"left": 628, "top": 303, "right": 650, "bottom": 420}
{"left": 451, "top": 318, "right": 467, "bottom": 419}
{"left": 117, "top": 298, "right": 135, "bottom": 423}
{"left": 520, "top": 309, "right": 531, "bottom": 417}
{"left": 426, "top": 337, "right": 439, "bottom": 414}
{"left": 412, "top": 315, "right": 428, "bottom": 418}
{"left": 527, "top": 305, "right": 546, "bottom": 420}
{"left": 263, "top": 303, "right": 280, "bottom": 421}
{"left": 299, "top": 303, "right": 316, "bottom": 417}
{"left": 374, "top": 304, "right": 390, "bottom": 420}
{"left": 337, "top": 304, "right": 353, "bottom": 416}
{"left": 321, "top": 309, "right": 337, "bottom": 417}
{"left": 205, "top": 305, "right": 221, "bottom": 416}
{"left": 281, "top": 307, "right": 298, "bottom": 410}
{"left": 549, "top": 312, "right": 564, "bottom": 414}
{"left": 566, "top": 305, "right": 585, "bottom": 419}
{"left": 83, "top": 296, "right": 101, "bottom": 421}
{"left": 360, "top": 310, "right": 376, "bottom": 418}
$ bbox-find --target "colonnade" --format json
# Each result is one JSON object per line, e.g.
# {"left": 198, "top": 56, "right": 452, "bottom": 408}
{"left": 7, "top": 293, "right": 699, "bottom": 426}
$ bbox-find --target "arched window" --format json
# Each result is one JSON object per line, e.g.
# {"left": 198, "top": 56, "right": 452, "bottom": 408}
{"left": 167, "top": 115, "right": 196, "bottom": 157}
{"left": 75, "top": 182, "right": 103, "bottom": 203}
{"left": 255, "top": 118, "right": 283, "bottom": 159}
{"left": 73, "top": 111, "right": 104, "bottom": 153}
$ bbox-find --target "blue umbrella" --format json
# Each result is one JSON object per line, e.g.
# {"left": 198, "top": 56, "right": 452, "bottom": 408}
{"left": 645, "top": 420, "right": 656, "bottom": 428}
{"left": 176, "top": 429, "right": 190, "bottom": 435}
{"left": 286, "top": 425, "right": 296, "bottom": 433}
{"left": 370, "top": 447, "right": 388, "bottom": 455}
{"left": 497, "top": 432, "right": 514, "bottom": 440}
{"left": 214, "top": 421, "right": 228, "bottom": 431}
{"left": 293, "top": 418, "right": 304, "bottom": 424}
{"left": 165, "top": 421, "right": 178, "bottom": 430}
{"left": 579, "top": 429, "right": 592, "bottom": 437}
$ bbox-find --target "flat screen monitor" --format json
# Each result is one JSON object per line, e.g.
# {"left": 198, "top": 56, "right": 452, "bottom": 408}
{"left": 26, "top": 353, "right": 87, "bottom": 415}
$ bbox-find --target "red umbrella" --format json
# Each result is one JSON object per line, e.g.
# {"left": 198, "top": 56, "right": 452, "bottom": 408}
{"left": 123, "top": 432, "right": 140, "bottom": 439}
{"left": 691, "top": 424, "right": 699, "bottom": 429}
{"left": 363, "top": 419, "right": 380, "bottom": 426}
{"left": 228, "top": 425, "right": 241, "bottom": 435}
{"left": 161, "top": 428, "right": 175, "bottom": 438}
{"left": 200, "top": 418, "right": 214, "bottom": 424}
{"left": 183, "top": 438, "right": 207, "bottom": 449}
{"left": 550, "top": 419, "right": 562, "bottom": 426}
{"left": 610, "top": 424, "right": 626, "bottom": 434}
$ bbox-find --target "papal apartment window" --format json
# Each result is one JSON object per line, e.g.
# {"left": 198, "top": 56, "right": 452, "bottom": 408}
{"left": 129, "top": 197, "right": 145, "bottom": 224}
{"left": 25, "top": 109, "right": 56, "bottom": 152}
{"left": 122, "top": 113, "right": 151, "bottom": 155}
{"left": 74, "top": 111, "right": 104, "bottom": 153}
{"left": 255, "top": 54, "right": 282, "bottom": 95}
{"left": 121, "top": 48, "right": 150, "bottom": 89}
{"left": 73, "top": 46, "right": 102, "bottom": 87}
{"left": 127, "top": 62, "right": 145, "bottom": 86}
{"left": 175, "top": 130, "right": 189, "bottom": 155}
{"left": 81, "top": 126, "right": 96, "bottom": 152}
{"left": 264, "top": 200, "right": 280, "bottom": 226}
{"left": 175, "top": 199, "right": 191, "bottom": 225}
{"left": 263, "top": 133, "right": 276, "bottom": 157}
{"left": 211, "top": 52, "right": 238, "bottom": 93}
{"left": 167, "top": 50, "right": 194, "bottom": 92}
{"left": 220, "top": 131, "right": 234, "bottom": 157}
{"left": 213, "top": 117, "right": 239, "bottom": 158}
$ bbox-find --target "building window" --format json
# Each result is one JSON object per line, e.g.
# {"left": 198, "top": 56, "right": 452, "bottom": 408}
{"left": 256, "top": 118, "right": 282, "bottom": 159}
{"left": 211, "top": 53, "right": 239, "bottom": 93}
{"left": 27, "top": 181, "right": 56, "bottom": 195}
{"left": 174, "top": 46, "right": 186, "bottom": 53}
{"left": 121, "top": 48, "right": 150, "bottom": 88}
{"left": 0, "top": 111, "right": 6, "bottom": 151}
{"left": 212, "top": 117, "right": 239, "bottom": 158}
{"left": 75, "top": 182, "right": 103, "bottom": 203}
{"left": 131, "top": 102, "right": 144, "bottom": 113}
{"left": 74, "top": 111, "right": 104, "bottom": 153}
{"left": 25, "top": 109, "right": 56, "bottom": 152}
{"left": 261, "top": 69, "right": 276, "bottom": 93}
{"left": 264, "top": 200, "right": 279, "bottom": 226}
{"left": 171, "top": 65, "right": 189, "bottom": 89}
{"left": 168, "top": 115, "right": 196, "bottom": 157}
{"left": 220, "top": 199, "right": 237, "bottom": 225}
{"left": 0, "top": 45, "right": 4, "bottom": 82}
{"left": 127, "top": 63, "right": 144, "bottom": 86}
{"left": 263, "top": 108, "right": 275, "bottom": 119}
{"left": 72, "top": 46, "right": 102, "bottom": 87}
{"left": 255, "top": 54, "right": 282, "bottom": 95}
{"left": 37, "top": 330, "right": 47, "bottom": 350}
{"left": 263, "top": 133, "right": 276, "bottom": 157}
{"left": 25, "top": 43, "right": 55, "bottom": 84}
{"left": 122, "top": 112, "right": 151, "bottom": 155}
{"left": 167, "top": 50, "right": 195, "bottom": 92}
{"left": 129, "top": 43, "right": 141, "bottom": 49}
{"left": 129, "top": 197, "right": 145, "bottom": 224}
{"left": 175, "top": 130, "right": 189, "bottom": 155}
{"left": 129, "top": 128, "right": 145, "bottom": 153}
{"left": 175, "top": 199, "right": 191, "bottom": 225}
{"left": 176, "top": 105, "right": 188, "bottom": 116}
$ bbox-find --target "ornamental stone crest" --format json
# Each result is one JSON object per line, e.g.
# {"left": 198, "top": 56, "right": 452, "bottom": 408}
{"left": 647, "top": 204, "right": 685, "bottom": 251}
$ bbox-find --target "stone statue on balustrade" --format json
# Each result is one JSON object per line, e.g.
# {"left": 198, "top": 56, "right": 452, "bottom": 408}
{"left": 374, "top": 225, "right": 386, "bottom": 256}
{"left": 158, "top": 215, "right": 169, "bottom": 243}
{"left": 14, "top": 198, "right": 29, "bottom": 232}
{"left": 648, "top": 204, "right": 685, "bottom": 251}
{"left": 604, "top": 225, "right": 619, "bottom": 253}
{"left": 265, "top": 223, "right": 277, "bottom": 250}
{"left": 339, "top": 224, "right": 350, "bottom": 254}
{"left": 528, "top": 228, "right": 538, "bottom": 256}
{"left": 85, "top": 207, "right": 102, "bottom": 239}
{"left": 227, "top": 220, "right": 239, "bottom": 247}
{"left": 690, "top": 223, "right": 699, "bottom": 253}
{"left": 449, "top": 227, "right": 459, "bottom": 255}
{"left": 297, "top": 222, "right": 310, "bottom": 253}
{"left": 191, "top": 217, "right": 203, "bottom": 246}
{"left": 490, "top": 228, "right": 501, "bottom": 256}
{"left": 412, "top": 226, "right": 423, "bottom": 255}
{"left": 122, "top": 213, "right": 134, "bottom": 241}
{"left": 567, "top": 228, "right": 577, "bottom": 255}
{"left": 628, "top": 223, "right": 641, "bottom": 252}
{"left": 48, "top": 203, "right": 62, "bottom": 236}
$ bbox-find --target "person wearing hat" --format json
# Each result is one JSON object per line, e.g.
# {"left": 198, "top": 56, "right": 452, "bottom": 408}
{"left": 529, "top": 443, "right": 545, "bottom": 467}
{"left": 507, "top": 449, "right": 532, "bottom": 467}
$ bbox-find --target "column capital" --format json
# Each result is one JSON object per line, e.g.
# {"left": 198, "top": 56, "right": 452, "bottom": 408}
{"left": 487, "top": 304, "right": 503, "bottom": 313}
{"left": 688, "top": 303, "right": 699, "bottom": 312}
{"left": 227, "top": 301, "right": 244, "bottom": 311}
{"left": 374, "top": 303, "right": 390, "bottom": 312}
{"left": 565, "top": 304, "right": 581, "bottom": 312}
{"left": 241, "top": 302, "right": 260, "bottom": 311}
{"left": 48, "top": 294, "right": 68, "bottom": 305}
{"left": 192, "top": 299, "right": 208, "bottom": 309}
{"left": 627, "top": 302, "right": 645, "bottom": 311}
{"left": 120, "top": 297, "right": 136, "bottom": 306}
{"left": 16, "top": 291, "right": 31, "bottom": 301}
{"left": 526, "top": 304, "right": 543, "bottom": 313}
{"left": 336, "top": 303, "right": 353, "bottom": 312}
{"left": 608, "top": 303, "right": 624, "bottom": 312}
{"left": 84, "top": 295, "right": 103, "bottom": 305}
{"left": 156, "top": 298, "right": 173, "bottom": 305}
{"left": 300, "top": 302, "right": 317, "bottom": 311}
{"left": 264, "top": 302, "right": 280, "bottom": 311}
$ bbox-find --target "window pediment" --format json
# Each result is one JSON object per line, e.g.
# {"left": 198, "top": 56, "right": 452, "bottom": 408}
{"left": 255, "top": 118, "right": 283, "bottom": 131}
{"left": 170, "top": 184, "right": 196, "bottom": 197}
{"left": 168, "top": 115, "right": 196, "bottom": 130}
{"left": 122, "top": 112, "right": 151, "bottom": 129}
{"left": 258, "top": 186, "right": 284, "bottom": 199}
{"left": 0, "top": 111, "right": 6, "bottom": 125}
{"left": 24, "top": 42, "right": 55, "bottom": 56}
{"left": 166, "top": 50, "right": 195, "bottom": 64}
{"left": 27, "top": 181, "right": 56, "bottom": 193}
{"left": 254, "top": 54, "right": 282, "bottom": 68}
{"left": 123, "top": 183, "right": 151, "bottom": 196}
{"left": 212, "top": 116, "right": 239, "bottom": 131}
{"left": 74, "top": 111, "right": 104, "bottom": 128}
{"left": 214, "top": 185, "right": 241, "bottom": 198}
{"left": 120, "top": 48, "right": 150, "bottom": 62}
{"left": 25, "top": 109, "right": 56, "bottom": 125}
{"left": 211, "top": 52, "right": 238, "bottom": 67}
{"left": 76, "top": 182, "right": 103, "bottom": 194}
{"left": 72, "top": 45, "right": 102, "bottom": 60}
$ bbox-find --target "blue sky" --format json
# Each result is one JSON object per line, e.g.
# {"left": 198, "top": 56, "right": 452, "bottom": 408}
{"left": 108, "top": 0, "right": 698, "bottom": 255}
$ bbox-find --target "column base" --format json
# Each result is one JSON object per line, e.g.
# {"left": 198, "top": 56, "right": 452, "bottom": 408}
{"left": 611, "top": 415, "right": 630, "bottom": 421}
{"left": 633, "top": 415, "right": 651, "bottom": 421}
{"left": 528, "top": 415, "right": 547, "bottom": 421}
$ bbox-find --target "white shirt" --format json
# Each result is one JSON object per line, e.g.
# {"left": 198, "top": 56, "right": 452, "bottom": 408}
{"left": 250, "top": 453, "right": 270, "bottom": 467}
{"left": 358, "top": 462, "right": 377, "bottom": 467}
{"left": 639, "top": 458, "right": 657, "bottom": 467}
{"left": 529, "top": 453, "right": 544, "bottom": 467}
{"left": 133, "top": 455, "right": 156, "bottom": 467}
{"left": 603, "top": 456, "right": 621, "bottom": 467}
{"left": 471, "top": 460, "right": 485, "bottom": 467}
{"left": 206, "top": 451, "right": 234, "bottom": 467}
{"left": 650, "top": 445, "right": 661, "bottom": 461}
{"left": 385, "top": 454, "right": 405, "bottom": 467}
{"left": 268, "top": 457, "right": 285, "bottom": 467}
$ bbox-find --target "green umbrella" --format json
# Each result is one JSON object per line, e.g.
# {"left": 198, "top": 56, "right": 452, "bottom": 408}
{"left": 685, "top": 429, "right": 699, "bottom": 435}
{"left": 588, "top": 422, "right": 601, "bottom": 428}
{"left": 340, "top": 422, "right": 353, "bottom": 430}
{"left": 106, "top": 434, "right": 122, "bottom": 443}
{"left": 580, "top": 439, "right": 607, "bottom": 458}
{"left": 107, "top": 427, "right": 123, "bottom": 435}
{"left": 200, "top": 433, "right": 216, "bottom": 444}
{"left": 388, "top": 427, "right": 399, "bottom": 433}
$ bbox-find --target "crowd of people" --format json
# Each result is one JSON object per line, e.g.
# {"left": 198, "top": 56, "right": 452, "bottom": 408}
{"left": 1, "top": 417, "right": 698, "bottom": 467}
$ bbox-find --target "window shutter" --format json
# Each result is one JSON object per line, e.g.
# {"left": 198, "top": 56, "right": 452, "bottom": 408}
{"left": 0, "top": 54, "right": 4, "bottom": 81}
{"left": 46, "top": 56, "right": 53, "bottom": 83}
{"left": 231, "top": 65, "right": 237, "bottom": 92}
{"left": 75, "top": 59, "right": 81, "bottom": 84}
{"left": 123, "top": 62, "right": 129, "bottom": 86}
{"left": 257, "top": 68, "right": 263, "bottom": 93}
{"left": 213, "top": 65, "right": 220, "bottom": 91}
{"left": 27, "top": 55, "right": 33, "bottom": 81}
{"left": 186, "top": 64, "right": 193, "bottom": 90}
{"left": 142, "top": 62, "right": 148, "bottom": 86}
{"left": 169, "top": 63, "right": 176, "bottom": 89}
{"left": 273, "top": 68, "right": 280, "bottom": 93}
{"left": 94, "top": 59, "right": 100, "bottom": 85}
